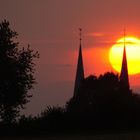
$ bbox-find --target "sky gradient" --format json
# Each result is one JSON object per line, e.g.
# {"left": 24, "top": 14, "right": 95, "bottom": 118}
{"left": 1, "top": 0, "right": 140, "bottom": 115}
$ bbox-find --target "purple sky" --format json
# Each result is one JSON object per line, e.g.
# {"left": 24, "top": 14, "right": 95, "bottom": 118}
{"left": 1, "top": 0, "right": 140, "bottom": 115}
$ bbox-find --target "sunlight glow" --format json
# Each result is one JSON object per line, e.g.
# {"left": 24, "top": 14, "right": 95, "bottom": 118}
{"left": 109, "top": 37, "right": 140, "bottom": 75}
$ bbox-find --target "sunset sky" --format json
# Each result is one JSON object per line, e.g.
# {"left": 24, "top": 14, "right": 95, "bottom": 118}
{"left": 1, "top": 0, "right": 140, "bottom": 115}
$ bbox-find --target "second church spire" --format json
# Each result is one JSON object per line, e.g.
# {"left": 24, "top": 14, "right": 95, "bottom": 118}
{"left": 120, "top": 29, "right": 130, "bottom": 91}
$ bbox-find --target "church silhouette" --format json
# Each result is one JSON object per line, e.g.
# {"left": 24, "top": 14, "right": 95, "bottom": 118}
{"left": 65, "top": 29, "right": 139, "bottom": 129}
{"left": 74, "top": 29, "right": 130, "bottom": 98}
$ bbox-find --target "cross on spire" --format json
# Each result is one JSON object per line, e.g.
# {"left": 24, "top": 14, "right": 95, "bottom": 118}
{"left": 124, "top": 28, "right": 126, "bottom": 47}
{"left": 79, "top": 28, "right": 82, "bottom": 45}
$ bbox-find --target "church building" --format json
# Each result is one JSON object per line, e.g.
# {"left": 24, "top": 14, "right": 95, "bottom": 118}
{"left": 74, "top": 29, "right": 130, "bottom": 96}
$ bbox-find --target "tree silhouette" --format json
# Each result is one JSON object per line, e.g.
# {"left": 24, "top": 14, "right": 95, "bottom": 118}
{"left": 0, "top": 20, "right": 39, "bottom": 124}
{"left": 67, "top": 72, "right": 119, "bottom": 112}
{"left": 66, "top": 72, "right": 134, "bottom": 127}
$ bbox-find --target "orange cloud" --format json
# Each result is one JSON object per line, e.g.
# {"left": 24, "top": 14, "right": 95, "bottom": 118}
{"left": 86, "top": 32, "right": 104, "bottom": 37}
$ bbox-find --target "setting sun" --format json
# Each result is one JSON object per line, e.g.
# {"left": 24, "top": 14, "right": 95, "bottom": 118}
{"left": 109, "top": 36, "right": 140, "bottom": 75}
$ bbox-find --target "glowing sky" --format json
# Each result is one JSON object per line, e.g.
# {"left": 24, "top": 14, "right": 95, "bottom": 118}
{"left": 1, "top": 0, "right": 140, "bottom": 115}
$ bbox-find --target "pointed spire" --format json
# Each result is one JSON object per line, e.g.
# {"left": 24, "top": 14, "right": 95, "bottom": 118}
{"left": 120, "top": 29, "right": 130, "bottom": 91}
{"left": 73, "top": 28, "right": 85, "bottom": 97}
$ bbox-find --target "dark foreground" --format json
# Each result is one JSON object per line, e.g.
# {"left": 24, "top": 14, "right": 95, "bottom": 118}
{"left": 1, "top": 131, "right": 140, "bottom": 140}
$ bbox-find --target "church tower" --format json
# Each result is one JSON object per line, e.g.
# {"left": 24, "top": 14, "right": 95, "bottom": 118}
{"left": 73, "top": 28, "right": 84, "bottom": 97}
{"left": 120, "top": 30, "right": 130, "bottom": 91}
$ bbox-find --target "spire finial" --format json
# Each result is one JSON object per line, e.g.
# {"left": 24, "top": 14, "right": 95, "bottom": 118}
{"left": 79, "top": 28, "right": 82, "bottom": 45}
{"left": 124, "top": 28, "right": 126, "bottom": 47}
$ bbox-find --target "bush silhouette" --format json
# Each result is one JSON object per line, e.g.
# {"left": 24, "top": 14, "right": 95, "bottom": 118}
{"left": 66, "top": 72, "right": 138, "bottom": 128}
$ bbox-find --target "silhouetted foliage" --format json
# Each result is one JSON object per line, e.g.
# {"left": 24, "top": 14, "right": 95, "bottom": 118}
{"left": 41, "top": 106, "right": 65, "bottom": 118}
{"left": 40, "top": 106, "right": 66, "bottom": 129}
{"left": 66, "top": 72, "right": 136, "bottom": 128}
{"left": 0, "top": 20, "right": 39, "bottom": 124}
{"left": 2, "top": 72, "right": 140, "bottom": 134}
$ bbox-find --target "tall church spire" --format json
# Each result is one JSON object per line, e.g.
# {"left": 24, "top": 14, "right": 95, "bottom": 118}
{"left": 74, "top": 28, "right": 84, "bottom": 97}
{"left": 120, "top": 29, "right": 130, "bottom": 91}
